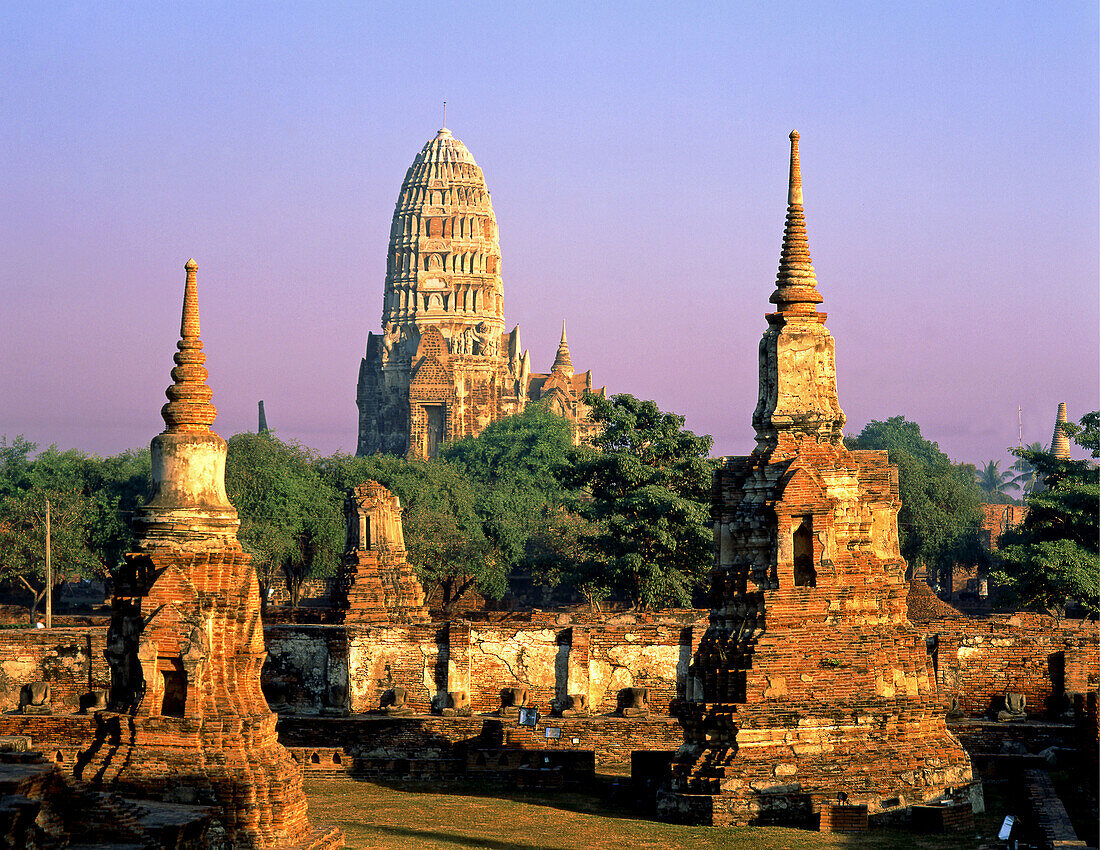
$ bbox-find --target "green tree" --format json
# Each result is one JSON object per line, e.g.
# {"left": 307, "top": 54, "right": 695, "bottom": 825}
{"left": 225, "top": 432, "right": 342, "bottom": 607}
{"left": 847, "top": 417, "right": 986, "bottom": 586}
{"left": 1010, "top": 442, "right": 1045, "bottom": 497}
{"left": 561, "top": 393, "right": 715, "bottom": 609}
{"left": 975, "top": 459, "right": 1020, "bottom": 503}
{"left": 993, "top": 412, "right": 1100, "bottom": 615}
{"left": 0, "top": 438, "right": 102, "bottom": 621}
{"left": 443, "top": 405, "right": 579, "bottom": 574}
{"left": 82, "top": 448, "right": 151, "bottom": 575}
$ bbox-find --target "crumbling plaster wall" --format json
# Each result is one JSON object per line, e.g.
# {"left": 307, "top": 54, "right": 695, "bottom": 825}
{"left": 264, "top": 611, "right": 707, "bottom": 716}
{"left": 0, "top": 628, "right": 109, "bottom": 713}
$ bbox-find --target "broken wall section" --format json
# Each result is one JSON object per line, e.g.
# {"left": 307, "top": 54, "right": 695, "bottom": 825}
{"left": 264, "top": 610, "right": 707, "bottom": 716}
{"left": 0, "top": 628, "right": 109, "bottom": 714}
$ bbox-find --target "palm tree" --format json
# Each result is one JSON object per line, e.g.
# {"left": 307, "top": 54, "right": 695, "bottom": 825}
{"left": 1010, "top": 442, "right": 1044, "bottom": 497}
{"left": 975, "top": 460, "right": 1020, "bottom": 501}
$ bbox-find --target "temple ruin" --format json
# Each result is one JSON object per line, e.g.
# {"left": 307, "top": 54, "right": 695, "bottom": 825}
{"left": 656, "top": 133, "right": 976, "bottom": 825}
{"left": 86, "top": 260, "right": 341, "bottom": 848}
{"left": 356, "top": 127, "right": 603, "bottom": 459}
{"left": 0, "top": 132, "right": 1095, "bottom": 847}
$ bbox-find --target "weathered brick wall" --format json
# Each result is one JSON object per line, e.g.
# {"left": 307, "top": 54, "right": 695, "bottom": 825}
{"left": 921, "top": 613, "right": 1099, "bottom": 716}
{"left": 265, "top": 610, "right": 707, "bottom": 717}
{"left": 0, "top": 628, "right": 109, "bottom": 714}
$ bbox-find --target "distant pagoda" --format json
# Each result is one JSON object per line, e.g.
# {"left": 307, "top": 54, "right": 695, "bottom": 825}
{"left": 356, "top": 127, "right": 602, "bottom": 459}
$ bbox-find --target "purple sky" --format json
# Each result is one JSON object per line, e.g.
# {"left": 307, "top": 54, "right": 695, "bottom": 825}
{"left": 2, "top": 3, "right": 1097, "bottom": 470}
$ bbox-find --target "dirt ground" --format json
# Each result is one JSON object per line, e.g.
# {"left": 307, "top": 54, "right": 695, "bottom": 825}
{"left": 303, "top": 777, "right": 996, "bottom": 850}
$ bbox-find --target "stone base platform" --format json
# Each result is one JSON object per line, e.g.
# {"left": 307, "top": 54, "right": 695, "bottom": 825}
{"left": 0, "top": 715, "right": 344, "bottom": 849}
{"left": 276, "top": 712, "right": 685, "bottom": 772}
{"left": 657, "top": 700, "right": 976, "bottom": 827}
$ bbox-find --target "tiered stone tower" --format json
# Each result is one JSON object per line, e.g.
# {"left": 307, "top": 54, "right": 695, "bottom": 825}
{"left": 334, "top": 480, "right": 430, "bottom": 625}
{"left": 657, "top": 134, "right": 974, "bottom": 826}
{"left": 1050, "top": 402, "right": 1071, "bottom": 460}
{"left": 356, "top": 127, "right": 601, "bottom": 458}
{"left": 89, "top": 260, "right": 341, "bottom": 849}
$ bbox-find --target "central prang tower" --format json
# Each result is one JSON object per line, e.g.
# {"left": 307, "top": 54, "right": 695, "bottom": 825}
{"left": 356, "top": 126, "right": 529, "bottom": 458}
{"left": 356, "top": 127, "right": 603, "bottom": 458}
{"left": 656, "top": 133, "right": 974, "bottom": 827}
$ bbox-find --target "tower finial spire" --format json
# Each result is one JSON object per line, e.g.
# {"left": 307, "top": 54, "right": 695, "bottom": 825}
{"left": 788, "top": 129, "right": 803, "bottom": 206}
{"left": 769, "top": 130, "right": 823, "bottom": 315}
{"left": 551, "top": 321, "right": 574, "bottom": 376}
{"left": 161, "top": 258, "right": 217, "bottom": 432}
{"left": 442, "top": 100, "right": 447, "bottom": 130}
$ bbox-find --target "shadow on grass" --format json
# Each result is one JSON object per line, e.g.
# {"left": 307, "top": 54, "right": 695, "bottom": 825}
{"left": 357, "top": 774, "right": 643, "bottom": 822}
{"left": 370, "top": 825, "right": 572, "bottom": 850}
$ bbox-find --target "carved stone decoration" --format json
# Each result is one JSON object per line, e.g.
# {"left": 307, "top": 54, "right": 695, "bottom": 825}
{"left": 380, "top": 687, "right": 415, "bottom": 717}
{"left": 657, "top": 135, "right": 973, "bottom": 827}
{"left": 80, "top": 690, "right": 109, "bottom": 714}
{"left": 475, "top": 321, "right": 498, "bottom": 357}
{"left": 498, "top": 686, "right": 529, "bottom": 718}
{"left": 441, "top": 690, "right": 472, "bottom": 718}
{"left": 997, "top": 692, "right": 1027, "bottom": 722}
{"left": 19, "top": 682, "right": 51, "bottom": 715}
{"left": 555, "top": 693, "right": 590, "bottom": 718}
{"left": 617, "top": 687, "right": 650, "bottom": 718}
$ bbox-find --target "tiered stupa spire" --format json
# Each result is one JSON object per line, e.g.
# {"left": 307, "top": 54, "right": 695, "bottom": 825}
{"left": 752, "top": 131, "right": 845, "bottom": 452}
{"left": 161, "top": 258, "right": 217, "bottom": 432}
{"left": 1050, "top": 402, "right": 1071, "bottom": 459}
{"left": 135, "top": 259, "right": 239, "bottom": 550}
{"left": 769, "top": 130, "right": 823, "bottom": 316}
{"left": 551, "top": 322, "right": 574, "bottom": 376}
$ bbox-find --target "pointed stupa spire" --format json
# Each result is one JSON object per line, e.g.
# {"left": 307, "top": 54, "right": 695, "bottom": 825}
{"left": 1050, "top": 402, "right": 1071, "bottom": 459}
{"left": 161, "top": 258, "right": 217, "bottom": 432}
{"left": 769, "top": 130, "right": 824, "bottom": 315}
{"left": 551, "top": 321, "right": 574, "bottom": 376}
{"left": 752, "top": 131, "right": 845, "bottom": 451}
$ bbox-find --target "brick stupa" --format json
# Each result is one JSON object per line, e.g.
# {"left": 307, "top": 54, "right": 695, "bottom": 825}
{"left": 657, "top": 134, "right": 975, "bottom": 825}
{"left": 85, "top": 260, "right": 342, "bottom": 848}
{"left": 334, "top": 480, "right": 430, "bottom": 625}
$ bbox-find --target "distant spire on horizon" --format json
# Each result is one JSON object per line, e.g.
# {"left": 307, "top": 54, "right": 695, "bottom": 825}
{"left": 551, "top": 321, "right": 574, "bottom": 376}
{"left": 1050, "top": 402, "right": 1071, "bottom": 459}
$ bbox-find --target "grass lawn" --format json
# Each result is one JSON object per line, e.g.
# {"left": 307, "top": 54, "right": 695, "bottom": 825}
{"left": 304, "top": 776, "right": 997, "bottom": 850}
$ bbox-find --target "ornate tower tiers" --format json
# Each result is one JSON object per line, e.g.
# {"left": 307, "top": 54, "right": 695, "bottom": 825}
{"left": 356, "top": 127, "right": 603, "bottom": 459}
{"left": 656, "top": 135, "right": 974, "bottom": 826}
{"left": 85, "top": 261, "right": 342, "bottom": 849}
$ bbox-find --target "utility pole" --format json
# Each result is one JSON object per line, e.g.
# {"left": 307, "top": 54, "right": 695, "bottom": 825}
{"left": 1018, "top": 406, "right": 1023, "bottom": 444}
{"left": 45, "top": 499, "right": 52, "bottom": 629}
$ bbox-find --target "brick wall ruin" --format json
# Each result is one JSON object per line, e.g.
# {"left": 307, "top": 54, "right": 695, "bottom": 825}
{"left": 261, "top": 610, "right": 707, "bottom": 717}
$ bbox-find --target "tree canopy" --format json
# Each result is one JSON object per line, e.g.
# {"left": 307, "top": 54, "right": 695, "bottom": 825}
{"left": 993, "top": 412, "right": 1100, "bottom": 615}
{"left": 560, "top": 393, "right": 716, "bottom": 609}
{"left": 0, "top": 437, "right": 151, "bottom": 620}
{"left": 975, "top": 459, "right": 1020, "bottom": 504}
{"left": 846, "top": 416, "right": 986, "bottom": 585}
{"left": 224, "top": 432, "right": 342, "bottom": 607}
